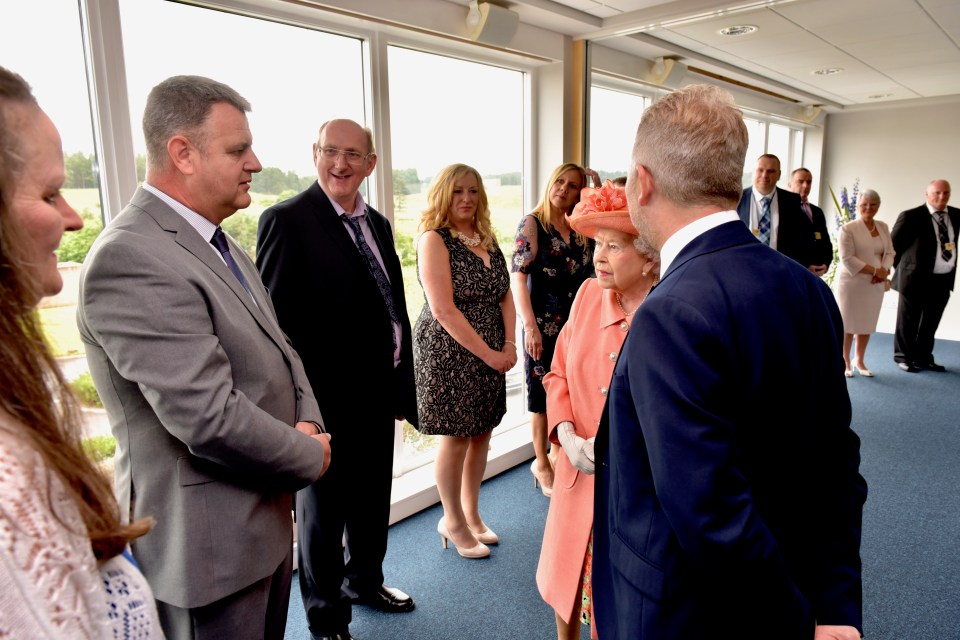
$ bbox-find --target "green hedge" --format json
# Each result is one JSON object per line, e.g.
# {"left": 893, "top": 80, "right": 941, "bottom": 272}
{"left": 70, "top": 372, "right": 103, "bottom": 408}
{"left": 81, "top": 434, "right": 116, "bottom": 463}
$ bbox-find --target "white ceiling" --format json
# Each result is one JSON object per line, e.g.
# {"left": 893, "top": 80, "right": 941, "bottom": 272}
{"left": 463, "top": 0, "right": 960, "bottom": 110}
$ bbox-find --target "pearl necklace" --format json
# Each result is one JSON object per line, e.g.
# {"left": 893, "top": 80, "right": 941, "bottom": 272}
{"left": 615, "top": 277, "right": 658, "bottom": 316}
{"left": 457, "top": 230, "right": 482, "bottom": 247}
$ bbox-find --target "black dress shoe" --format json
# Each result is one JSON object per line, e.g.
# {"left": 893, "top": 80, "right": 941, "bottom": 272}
{"left": 920, "top": 361, "right": 947, "bottom": 372}
{"left": 898, "top": 362, "right": 920, "bottom": 373}
{"left": 354, "top": 585, "right": 415, "bottom": 613}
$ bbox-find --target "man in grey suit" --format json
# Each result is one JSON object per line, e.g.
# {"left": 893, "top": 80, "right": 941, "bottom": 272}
{"left": 77, "top": 75, "right": 332, "bottom": 640}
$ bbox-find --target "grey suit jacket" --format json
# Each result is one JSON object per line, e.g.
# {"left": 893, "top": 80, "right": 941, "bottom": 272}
{"left": 77, "top": 187, "right": 326, "bottom": 608}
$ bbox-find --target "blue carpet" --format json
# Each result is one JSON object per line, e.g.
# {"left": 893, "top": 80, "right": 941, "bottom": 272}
{"left": 286, "top": 333, "right": 960, "bottom": 640}
{"left": 285, "top": 465, "right": 565, "bottom": 640}
{"left": 852, "top": 334, "right": 960, "bottom": 639}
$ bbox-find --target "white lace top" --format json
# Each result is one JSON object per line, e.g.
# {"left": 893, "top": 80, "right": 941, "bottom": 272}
{"left": 0, "top": 416, "right": 163, "bottom": 639}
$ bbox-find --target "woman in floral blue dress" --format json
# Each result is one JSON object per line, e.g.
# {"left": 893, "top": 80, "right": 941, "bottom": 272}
{"left": 511, "top": 163, "right": 597, "bottom": 496}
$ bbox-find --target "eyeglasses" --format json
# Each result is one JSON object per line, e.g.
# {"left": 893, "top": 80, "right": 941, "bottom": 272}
{"left": 318, "top": 146, "right": 372, "bottom": 166}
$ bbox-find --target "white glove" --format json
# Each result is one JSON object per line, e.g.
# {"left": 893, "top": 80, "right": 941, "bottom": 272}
{"left": 556, "top": 421, "right": 595, "bottom": 475}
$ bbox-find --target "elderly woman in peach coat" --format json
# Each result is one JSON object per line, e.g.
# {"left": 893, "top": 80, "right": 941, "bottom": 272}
{"left": 536, "top": 180, "right": 660, "bottom": 640}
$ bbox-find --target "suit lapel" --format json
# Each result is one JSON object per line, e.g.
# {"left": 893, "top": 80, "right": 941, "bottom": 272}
{"left": 304, "top": 182, "right": 373, "bottom": 274}
{"left": 132, "top": 188, "right": 289, "bottom": 352}
{"left": 364, "top": 207, "right": 403, "bottom": 286}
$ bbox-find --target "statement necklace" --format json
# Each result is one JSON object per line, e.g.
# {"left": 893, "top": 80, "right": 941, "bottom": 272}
{"left": 458, "top": 230, "right": 482, "bottom": 247}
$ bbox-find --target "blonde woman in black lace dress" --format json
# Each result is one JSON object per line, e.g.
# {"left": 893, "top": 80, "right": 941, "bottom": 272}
{"left": 414, "top": 164, "right": 517, "bottom": 559}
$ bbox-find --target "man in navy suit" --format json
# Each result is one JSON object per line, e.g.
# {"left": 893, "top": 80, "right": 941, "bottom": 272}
{"left": 891, "top": 179, "right": 958, "bottom": 372}
{"left": 788, "top": 167, "right": 833, "bottom": 276}
{"left": 257, "top": 119, "right": 417, "bottom": 640}
{"left": 737, "top": 154, "right": 813, "bottom": 267}
{"left": 593, "top": 85, "right": 866, "bottom": 640}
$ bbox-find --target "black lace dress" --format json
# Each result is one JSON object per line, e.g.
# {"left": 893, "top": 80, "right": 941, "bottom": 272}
{"left": 413, "top": 228, "right": 509, "bottom": 436}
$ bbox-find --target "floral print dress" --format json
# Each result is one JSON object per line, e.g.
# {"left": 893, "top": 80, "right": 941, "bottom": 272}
{"left": 511, "top": 214, "right": 594, "bottom": 412}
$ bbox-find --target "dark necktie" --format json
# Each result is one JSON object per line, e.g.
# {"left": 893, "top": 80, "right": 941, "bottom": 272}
{"left": 936, "top": 212, "right": 953, "bottom": 261}
{"left": 210, "top": 226, "right": 252, "bottom": 295}
{"left": 343, "top": 214, "right": 399, "bottom": 350}
{"left": 759, "top": 196, "right": 772, "bottom": 245}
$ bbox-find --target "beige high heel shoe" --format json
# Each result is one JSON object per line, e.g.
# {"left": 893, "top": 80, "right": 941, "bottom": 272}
{"left": 437, "top": 518, "right": 490, "bottom": 559}
{"left": 468, "top": 524, "right": 499, "bottom": 545}
{"left": 853, "top": 362, "right": 874, "bottom": 377}
{"left": 530, "top": 460, "right": 553, "bottom": 498}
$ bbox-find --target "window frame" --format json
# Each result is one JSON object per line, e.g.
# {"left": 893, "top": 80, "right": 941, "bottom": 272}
{"left": 79, "top": 0, "right": 544, "bottom": 515}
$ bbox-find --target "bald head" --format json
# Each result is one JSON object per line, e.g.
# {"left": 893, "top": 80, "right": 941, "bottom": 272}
{"left": 926, "top": 179, "right": 951, "bottom": 211}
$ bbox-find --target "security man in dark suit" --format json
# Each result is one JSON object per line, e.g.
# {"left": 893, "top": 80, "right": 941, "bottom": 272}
{"left": 891, "top": 179, "right": 958, "bottom": 372}
{"left": 788, "top": 167, "right": 833, "bottom": 276}
{"left": 736, "top": 154, "right": 813, "bottom": 267}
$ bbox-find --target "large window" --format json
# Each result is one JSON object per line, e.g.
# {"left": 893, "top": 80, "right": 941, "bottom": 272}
{"left": 118, "top": 0, "right": 367, "bottom": 257}
{"left": 588, "top": 85, "right": 649, "bottom": 180}
{"left": 387, "top": 45, "right": 527, "bottom": 471}
{"left": 3, "top": 1, "right": 109, "bottom": 440}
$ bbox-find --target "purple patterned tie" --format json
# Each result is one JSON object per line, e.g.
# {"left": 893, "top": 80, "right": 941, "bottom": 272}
{"left": 343, "top": 214, "right": 399, "bottom": 351}
{"left": 211, "top": 226, "right": 252, "bottom": 295}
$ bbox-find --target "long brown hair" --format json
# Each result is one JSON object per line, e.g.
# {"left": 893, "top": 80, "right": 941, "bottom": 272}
{"left": 419, "top": 163, "right": 497, "bottom": 251}
{"left": 0, "top": 66, "right": 151, "bottom": 562}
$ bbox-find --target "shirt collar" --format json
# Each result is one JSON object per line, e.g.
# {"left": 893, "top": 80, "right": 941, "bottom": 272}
{"left": 753, "top": 187, "right": 775, "bottom": 204}
{"left": 659, "top": 210, "right": 739, "bottom": 276}
{"left": 598, "top": 286, "right": 628, "bottom": 328}
{"left": 319, "top": 183, "right": 367, "bottom": 219}
{"left": 142, "top": 182, "right": 218, "bottom": 242}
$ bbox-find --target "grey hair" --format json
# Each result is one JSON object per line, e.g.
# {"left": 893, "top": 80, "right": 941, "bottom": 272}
{"left": 859, "top": 189, "right": 880, "bottom": 204}
{"left": 631, "top": 84, "right": 747, "bottom": 210}
{"left": 633, "top": 234, "right": 660, "bottom": 260}
{"left": 143, "top": 75, "right": 251, "bottom": 171}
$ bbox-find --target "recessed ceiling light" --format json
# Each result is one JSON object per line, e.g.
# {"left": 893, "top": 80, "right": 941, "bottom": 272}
{"left": 718, "top": 25, "right": 758, "bottom": 36}
{"left": 811, "top": 67, "right": 844, "bottom": 75}
{"left": 868, "top": 93, "right": 894, "bottom": 99}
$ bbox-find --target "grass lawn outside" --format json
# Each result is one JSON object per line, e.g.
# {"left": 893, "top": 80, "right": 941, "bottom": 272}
{"left": 40, "top": 304, "right": 85, "bottom": 358}
{"left": 44, "top": 183, "right": 528, "bottom": 465}
{"left": 42, "top": 184, "right": 525, "bottom": 365}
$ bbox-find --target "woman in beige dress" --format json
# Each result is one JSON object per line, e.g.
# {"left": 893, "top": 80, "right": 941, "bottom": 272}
{"left": 836, "top": 189, "right": 895, "bottom": 377}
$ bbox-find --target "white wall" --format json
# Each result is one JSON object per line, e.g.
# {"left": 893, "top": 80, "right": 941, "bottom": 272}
{"left": 821, "top": 97, "right": 960, "bottom": 341}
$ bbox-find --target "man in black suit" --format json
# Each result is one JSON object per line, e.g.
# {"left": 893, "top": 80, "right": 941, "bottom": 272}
{"left": 736, "top": 154, "right": 813, "bottom": 267}
{"left": 257, "top": 119, "right": 418, "bottom": 640}
{"left": 788, "top": 167, "right": 833, "bottom": 276}
{"left": 891, "top": 179, "right": 958, "bottom": 373}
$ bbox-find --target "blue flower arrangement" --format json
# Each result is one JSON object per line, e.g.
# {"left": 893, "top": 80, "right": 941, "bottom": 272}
{"left": 824, "top": 179, "right": 859, "bottom": 286}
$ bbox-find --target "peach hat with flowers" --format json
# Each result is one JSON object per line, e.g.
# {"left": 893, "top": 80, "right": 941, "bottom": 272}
{"left": 569, "top": 179, "right": 639, "bottom": 239}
